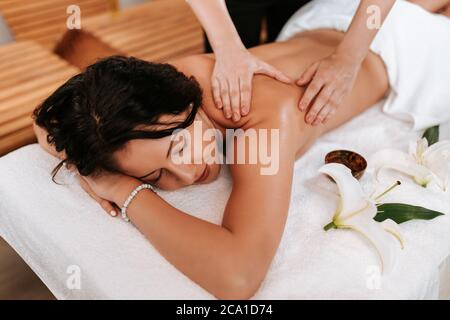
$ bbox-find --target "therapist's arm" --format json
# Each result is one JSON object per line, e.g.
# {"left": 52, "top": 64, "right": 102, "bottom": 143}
{"left": 298, "top": 0, "right": 395, "bottom": 126}
{"left": 186, "top": 0, "right": 290, "bottom": 122}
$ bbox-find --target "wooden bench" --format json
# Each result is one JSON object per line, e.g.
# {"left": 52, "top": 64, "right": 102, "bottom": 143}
{"left": 55, "top": 0, "right": 204, "bottom": 69}
{"left": 0, "top": 41, "right": 79, "bottom": 156}
{"left": 0, "top": 0, "right": 111, "bottom": 49}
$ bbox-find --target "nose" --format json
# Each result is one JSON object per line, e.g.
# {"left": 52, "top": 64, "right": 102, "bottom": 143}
{"left": 166, "top": 162, "right": 197, "bottom": 186}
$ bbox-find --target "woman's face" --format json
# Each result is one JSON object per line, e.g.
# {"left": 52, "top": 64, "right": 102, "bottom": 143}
{"left": 113, "top": 109, "right": 222, "bottom": 190}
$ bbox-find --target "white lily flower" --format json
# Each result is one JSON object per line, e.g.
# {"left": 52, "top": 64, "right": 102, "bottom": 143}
{"left": 320, "top": 163, "right": 404, "bottom": 274}
{"left": 371, "top": 138, "right": 450, "bottom": 192}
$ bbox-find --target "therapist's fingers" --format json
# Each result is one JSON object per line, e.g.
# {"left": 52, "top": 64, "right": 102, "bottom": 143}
{"left": 239, "top": 75, "right": 252, "bottom": 116}
{"left": 299, "top": 77, "right": 324, "bottom": 115}
{"left": 323, "top": 108, "right": 337, "bottom": 124}
{"left": 322, "top": 90, "right": 344, "bottom": 123}
{"left": 307, "top": 85, "right": 334, "bottom": 125}
{"left": 297, "top": 62, "right": 319, "bottom": 87}
{"left": 228, "top": 79, "right": 241, "bottom": 122}
{"left": 78, "top": 176, "right": 117, "bottom": 217}
{"left": 256, "top": 62, "right": 291, "bottom": 84}
{"left": 220, "top": 80, "right": 232, "bottom": 119}
{"left": 319, "top": 89, "right": 342, "bottom": 124}
{"left": 211, "top": 77, "right": 223, "bottom": 109}
{"left": 313, "top": 103, "right": 334, "bottom": 126}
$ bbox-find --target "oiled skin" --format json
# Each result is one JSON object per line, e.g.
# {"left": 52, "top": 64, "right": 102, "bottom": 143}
{"left": 172, "top": 29, "right": 389, "bottom": 160}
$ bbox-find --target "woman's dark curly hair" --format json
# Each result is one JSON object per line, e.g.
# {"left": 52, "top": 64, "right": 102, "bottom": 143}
{"left": 32, "top": 56, "right": 202, "bottom": 183}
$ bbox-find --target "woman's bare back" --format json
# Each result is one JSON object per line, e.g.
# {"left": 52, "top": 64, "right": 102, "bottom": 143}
{"left": 170, "top": 29, "right": 389, "bottom": 158}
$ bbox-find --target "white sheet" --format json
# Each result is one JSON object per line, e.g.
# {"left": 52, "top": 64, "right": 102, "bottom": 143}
{"left": 1, "top": 103, "right": 450, "bottom": 299}
{"left": 278, "top": 0, "right": 450, "bottom": 130}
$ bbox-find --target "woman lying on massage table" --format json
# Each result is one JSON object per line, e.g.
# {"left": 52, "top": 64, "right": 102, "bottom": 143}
{"left": 32, "top": 1, "right": 450, "bottom": 299}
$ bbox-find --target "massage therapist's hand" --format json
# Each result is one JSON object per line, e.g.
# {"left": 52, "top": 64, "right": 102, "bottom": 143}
{"left": 70, "top": 165, "right": 141, "bottom": 217}
{"left": 212, "top": 48, "right": 291, "bottom": 122}
{"left": 297, "top": 52, "right": 361, "bottom": 126}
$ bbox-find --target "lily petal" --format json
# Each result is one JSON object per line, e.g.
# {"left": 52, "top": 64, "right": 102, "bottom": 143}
{"left": 423, "top": 140, "right": 450, "bottom": 160}
{"left": 426, "top": 154, "right": 449, "bottom": 192}
{"left": 422, "top": 140, "right": 450, "bottom": 192}
{"left": 371, "top": 149, "right": 433, "bottom": 186}
{"left": 409, "top": 138, "right": 428, "bottom": 164}
{"left": 344, "top": 210, "right": 398, "bottom": 274}
{"left": 381, "top": 219, "right": 405, "bottom": 249}
{"left": 319, "top": 163, "right": 369, "bottom": 220}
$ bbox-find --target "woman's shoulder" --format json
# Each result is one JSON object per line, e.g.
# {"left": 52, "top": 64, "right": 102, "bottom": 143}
{"left": 166, "top": 54, "right": 214, "bottom": 73}
{"left": 169, "top": 54, "right": 250, "bottom": 129}
{"left": 167, "top": 54, "right": 301, "bottom": 131}
{"left": 250, "top": 76, "right": 303, "bottom": 126}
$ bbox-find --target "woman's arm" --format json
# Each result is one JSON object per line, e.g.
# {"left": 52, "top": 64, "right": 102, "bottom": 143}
{"left": 298, "top": 0, "right": 395, "bottom": 125}
{"left": 82, "top": 105, "right": 298, "bottom": 299}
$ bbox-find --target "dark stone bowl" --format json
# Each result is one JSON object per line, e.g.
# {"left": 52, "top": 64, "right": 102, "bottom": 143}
{"left": 324, "top": 150, "right": 367, "bottom": 180}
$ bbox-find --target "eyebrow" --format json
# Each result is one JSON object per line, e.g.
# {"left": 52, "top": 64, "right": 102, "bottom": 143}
{"left": 135, "top": 139, "right": 175, "bottom": 180}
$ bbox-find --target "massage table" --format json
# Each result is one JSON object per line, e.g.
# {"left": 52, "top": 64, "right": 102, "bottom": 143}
{"left": 1, "top": 101, "right": 450, "bottom": 299}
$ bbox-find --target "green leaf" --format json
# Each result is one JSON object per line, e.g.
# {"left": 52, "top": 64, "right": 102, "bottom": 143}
{"left": 375, "top": 203, "right": 444, "bottom": 224}
{"left": 422, "top": 126, "right": 440, "bottom": 146}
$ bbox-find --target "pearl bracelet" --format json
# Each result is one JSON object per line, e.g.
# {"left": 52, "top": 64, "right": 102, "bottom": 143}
{"left": 120, "top": 183, "right": 156, "bottom": 222}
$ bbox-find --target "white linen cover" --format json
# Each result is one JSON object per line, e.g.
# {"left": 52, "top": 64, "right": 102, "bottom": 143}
{"left": 1, "top": 103, "right": 450, "bottom": 299}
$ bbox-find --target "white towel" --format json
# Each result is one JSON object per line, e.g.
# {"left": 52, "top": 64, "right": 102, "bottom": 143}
{"left": 1, "top": 103, "right": 450, "bottom": 299}
{"left": 278, "top": 0, "right": 450, "bottom": 130}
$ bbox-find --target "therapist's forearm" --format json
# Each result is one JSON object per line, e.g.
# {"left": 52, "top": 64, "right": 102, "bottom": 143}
{"left": 336, "top": 0, "right": 395, "bottom": 62}
{"left": 186, "top": 0, "right": 245, "bottom": 54}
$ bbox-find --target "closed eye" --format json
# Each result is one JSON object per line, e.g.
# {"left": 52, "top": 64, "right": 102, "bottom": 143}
{"left": 152, "top": 169, "right": 163, "bottom": 183}
{"left": 136, "top": 138, "right": 175, "bottom": 182}
{"left": 137, "top": 169, "right": 161, "bottom": 183}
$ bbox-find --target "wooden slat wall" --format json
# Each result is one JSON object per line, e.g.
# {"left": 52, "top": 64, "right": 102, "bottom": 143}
{"left": 56, "top": 0, "right": 203, "bottom": 69}
{"left": 0, "top": 0, "right": 112, "bottom": 49}
{"left": 0, "top": 41, "right": 79, "bottom": 156}
{"left": 92, "top": 0, "right": 203, "bottom": 62}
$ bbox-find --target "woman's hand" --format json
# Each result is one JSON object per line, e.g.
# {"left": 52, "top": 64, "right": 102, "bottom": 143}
{"left": 67, "top": 164, "right": 141, "bottom": 217}
{"left": 297, "top": 52, "right": 361, "bottom": 126}
{"left": 77, "top": 175, "right": 119, "bottom": 217}
{"left": 212, "top": 48, "right": 291, "bottom": 122}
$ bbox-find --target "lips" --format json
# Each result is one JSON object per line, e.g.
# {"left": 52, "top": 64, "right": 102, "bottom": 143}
{"left": 196, "top": 165, "right": 209, "bottom": 183}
